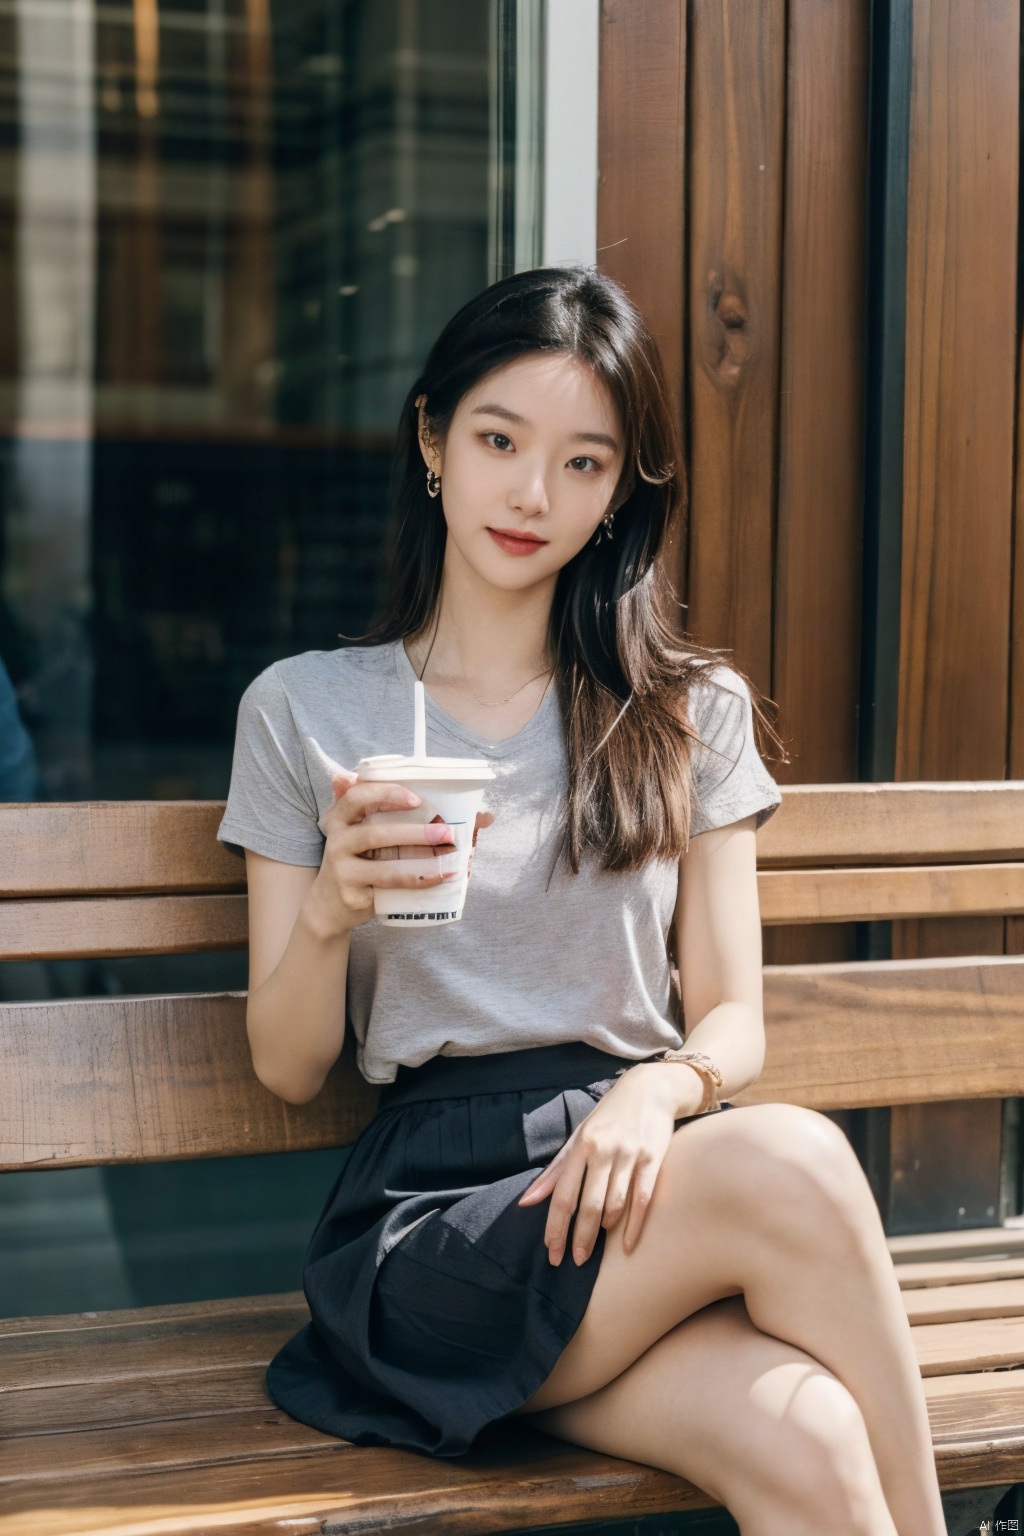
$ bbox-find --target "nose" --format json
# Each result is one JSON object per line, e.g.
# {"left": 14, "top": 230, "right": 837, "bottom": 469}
{"left": 509, "top": 459, "right": 550, "bottom": 517}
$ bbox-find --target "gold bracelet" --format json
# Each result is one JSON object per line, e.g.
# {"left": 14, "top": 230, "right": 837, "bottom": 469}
{"left": 658, "top": 1049, "right": 723, "bottom": 1113}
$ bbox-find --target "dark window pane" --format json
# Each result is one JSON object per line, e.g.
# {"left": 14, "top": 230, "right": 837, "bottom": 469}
{"left": 0, "top": 0, "right": 543, "bottom": 1319}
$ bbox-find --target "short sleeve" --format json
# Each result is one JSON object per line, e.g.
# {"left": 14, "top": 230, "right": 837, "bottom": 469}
{"left": 217, "top": 664, "right": 325, "bottom": 866}
{"left": 687, "top": 664, "right": 782, "bottom": 837}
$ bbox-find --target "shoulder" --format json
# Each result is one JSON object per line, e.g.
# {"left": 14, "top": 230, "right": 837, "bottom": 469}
{"left": 683, "top": 659, "right": 782, "bottom": 834}
{"left": 686, "top": 660, "right": 753, "bottom": 738}
{"left": 268, "top": 641, "right": 392, "bottom": 691}
{"left": 687, "top": 659, "right": 750, "bottom": 700}
{"left": 240, "top": 643, "right": 393, "bottom": 712}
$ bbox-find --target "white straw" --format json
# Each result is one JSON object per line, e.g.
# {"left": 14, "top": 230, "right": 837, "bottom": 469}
{"left": 414, "top": 679, "right": 426, "bottom": 760}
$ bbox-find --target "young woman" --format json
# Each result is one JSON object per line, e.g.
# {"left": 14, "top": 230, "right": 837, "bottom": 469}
{"left": 218, "top": 267, "right": 946, "bottom": 1536}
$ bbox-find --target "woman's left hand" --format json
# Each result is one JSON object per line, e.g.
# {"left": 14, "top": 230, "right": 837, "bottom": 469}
{"left": 517, "top": 1062, "right": 704, "bottom": 1266}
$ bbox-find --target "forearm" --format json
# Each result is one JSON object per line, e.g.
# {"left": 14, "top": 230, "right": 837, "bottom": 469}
{"left": 626, "top": 1001, "right": 764, "bottom": 1121}
{"left": 665, "top": 813, "right": 769, "bottom": 1116}
{"left": 680, "top": 999, "right": 766, "bottom": 1103}
{"left": 246, "top": 881, "right": 353, "bottom": 1104}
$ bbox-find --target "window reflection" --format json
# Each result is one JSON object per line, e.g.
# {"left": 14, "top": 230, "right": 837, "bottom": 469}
{"left": 0, "top": 0, "right": 496, "bottom": 801}
{"left": 0, "top": 0, "right": 572, "bottom": 1322}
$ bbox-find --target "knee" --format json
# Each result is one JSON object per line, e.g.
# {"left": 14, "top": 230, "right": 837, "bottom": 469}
{"left": 730, "top": 1373, "right": 884, "bottom": 1535}
{"left": 710, "top": 1105, "right": 881, "bottom": 1258}
{"left": 767, "top": 1376, "right": 884, "bottom": 1529}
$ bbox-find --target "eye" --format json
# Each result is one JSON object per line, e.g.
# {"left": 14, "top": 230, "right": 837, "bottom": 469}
{"left": 569, "top": 455, "right": 603, "bottom": 473}
{"left": 481, "top": 431, "right": 514, "bottom": 452}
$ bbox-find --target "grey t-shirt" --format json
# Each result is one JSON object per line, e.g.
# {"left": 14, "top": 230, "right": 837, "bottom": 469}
{"left": 218, "top": 639, "right": 782, "bottom": 1084}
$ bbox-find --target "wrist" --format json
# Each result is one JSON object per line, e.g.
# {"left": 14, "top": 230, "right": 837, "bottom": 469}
{"left": 631, "top": 1061, "right": 707, "bottom": 1119}
{"left": 301, "top": 877, "right": 358, "bottom": 943}
{"left": 659, "top": 1048, "right": 724, "bottom": 1114}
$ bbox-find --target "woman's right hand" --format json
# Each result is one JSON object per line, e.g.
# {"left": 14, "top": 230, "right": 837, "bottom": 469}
{"left": 306, "top": 772, "right": 488, "bottom": 937}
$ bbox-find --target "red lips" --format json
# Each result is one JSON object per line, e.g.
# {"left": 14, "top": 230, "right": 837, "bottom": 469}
{"left": 487, "top": 528, "right": 549, "bottom": 556}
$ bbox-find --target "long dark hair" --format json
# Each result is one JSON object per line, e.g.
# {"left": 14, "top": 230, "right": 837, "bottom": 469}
{"left": 356, "top": 265, "right": 786, "bottom": 873}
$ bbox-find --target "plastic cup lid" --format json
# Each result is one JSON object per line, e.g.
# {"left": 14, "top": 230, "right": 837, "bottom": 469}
{"left": 356, "top": 753, "right": 496, "bottom": 783}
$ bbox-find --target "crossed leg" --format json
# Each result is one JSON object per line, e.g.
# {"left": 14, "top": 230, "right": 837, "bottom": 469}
{"left": 530, "top": 1294, "right": 897, "bottom": 1536}
{"left": 514, "top": 1102, "right": 946, "bottom": 1536}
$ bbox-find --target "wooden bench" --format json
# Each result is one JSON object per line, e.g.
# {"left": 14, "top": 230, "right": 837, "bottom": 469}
{"left": 2, "top": 783, "right": 1024, "bottom": 1536}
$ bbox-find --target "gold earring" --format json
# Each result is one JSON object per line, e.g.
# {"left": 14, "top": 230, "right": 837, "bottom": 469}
{"left": 594, "top": 509, "right": 615, "bottom": 545}
{"left": 426, "top": 467, "right": 442, "bottom": 499}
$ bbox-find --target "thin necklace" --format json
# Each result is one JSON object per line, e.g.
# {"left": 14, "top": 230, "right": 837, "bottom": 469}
{"left": 411, "top": 624, "right": 552, "bottom": 708}
{"left": 463, "top": 668, "right": 553, "bottom": 708}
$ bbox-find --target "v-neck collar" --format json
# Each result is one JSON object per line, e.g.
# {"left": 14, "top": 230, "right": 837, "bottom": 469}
{"left": 390, "top": 639, "right": 558, "bottom": 757}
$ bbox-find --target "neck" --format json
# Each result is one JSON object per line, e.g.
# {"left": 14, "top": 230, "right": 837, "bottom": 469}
{"left": 407, "top": 538, "right": 555, "bottom": 683}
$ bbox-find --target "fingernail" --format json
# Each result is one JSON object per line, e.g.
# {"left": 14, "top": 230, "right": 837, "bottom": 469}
{"left": 425, "top": 823, "right": 452, "bottom": 844}
{"left": 573, "top": 1247, "right": 587, "bottom": 1266}
{"left": 441, "top": 871, "right": 458, "bottom": 881}
{"left": 406, "top": 793, "right": 421, "bottom": 806}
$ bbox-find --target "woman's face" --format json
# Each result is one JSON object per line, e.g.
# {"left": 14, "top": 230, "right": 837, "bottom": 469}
{"left": 420, "top": 351, "right": 627, "bottom": 592}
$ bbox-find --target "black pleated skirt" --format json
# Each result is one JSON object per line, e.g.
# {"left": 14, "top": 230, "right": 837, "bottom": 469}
{"left": 266, "top": 1040, "right": 735, "bottom": 1458}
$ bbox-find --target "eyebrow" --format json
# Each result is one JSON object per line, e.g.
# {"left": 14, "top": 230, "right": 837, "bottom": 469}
{"left": 470, "top": 402, "right": 619, "bottom": 452}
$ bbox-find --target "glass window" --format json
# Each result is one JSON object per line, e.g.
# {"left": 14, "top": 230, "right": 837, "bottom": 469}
{"left": 0, "top": 0, "right": 551, "bottom": 807}
{"left": 0, "top": 0, "right": 601, "bottom": 1318}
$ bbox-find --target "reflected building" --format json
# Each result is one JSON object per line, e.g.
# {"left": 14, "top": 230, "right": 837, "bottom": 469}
{"left": 0, "top": 0, "right": 492, "bottom": 801}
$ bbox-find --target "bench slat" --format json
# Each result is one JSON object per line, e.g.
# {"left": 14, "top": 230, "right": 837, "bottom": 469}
{"left": 759, "top": 861, "right": 1024, "bottom": 923}
{"left": 0, "top": 894, "right": 250, "bottom": 961}
{"left": 896, "top": 1257, "right": 1024, "bottom": 1289}
{"left": 0, "top": 1407, "right": 340, "bottom": 1486}
{"left": 925, "top": 1375, "right": 1024, "bottom": 1490}
{"left": 5, "top": 857, "right": 1023, "bottom": 964}
{"left": 0, "top": 1293, "right": 303, "bottom": 1437}
{"left": 924, "top": 1369, "right": 1024, "bottom": 1402}
{"left": 4, "top": 1394, "right": 1020, "bottom": 1530}
{"left": 735, "top": 954, "right": 1024, "bottom": 1111}
{"left": 0, "top": 994, "right": 378, "bottom": 1170}
{"left": 913, "top": 1314, "right": 1024, "bottom": 1375}
{"left": 5, "top": 1364, "right": 270, "bottom": 1439}
{"left": 14, "top": 1275, "right": 1009, "bottom": 1440}
{"left": 0, "top": 1290, "right": 298, "bottom": 1340}
{"left": 923, "top": 1372, "right": 1024, "bottom": 1471}
{"left": 4, "top": 955, "right": 1023, "bottom": 1169}
{"left": 757, "top": 781, "right": 1024, "bottom": 866}
{"left": 0, "top": 1296, "right": 309, "bottom": 1395}
{"left": 904, "top": 1278, "right": 1024, "bottom": 1323}
{"left": 889, "top": 1228, "right": 1024, "bottom": 1263}
{"left": 0, "top": 803, "right": 245, "bottom": 897}
{"left": 1, "top": 785, "right": 1021, "bottom": 903}
{"left": 0, "top": 1431, "right": 710, "bottom": 1533}
{"left": 3, "top": 1425, "right": 1013, "bottom": 1536}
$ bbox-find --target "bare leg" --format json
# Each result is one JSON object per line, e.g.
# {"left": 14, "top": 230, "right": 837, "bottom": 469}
{"left": 528, "top": 1294, "right": 899, "bottom": 1536}
{"left": 516, "top": 1102, "right": 945, "bottom": 1536}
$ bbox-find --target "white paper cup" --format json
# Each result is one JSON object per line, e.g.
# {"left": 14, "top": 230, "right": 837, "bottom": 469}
{"left": 355, "top": 754, "right": 496, "bottom": 927}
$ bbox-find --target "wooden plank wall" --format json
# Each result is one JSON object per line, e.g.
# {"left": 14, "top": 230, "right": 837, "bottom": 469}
{"left": 684, "top": 0, "right": 785, "bottom": 709}
{"left": 599, "top": 0, "right": 870, "bottom": 965}
{"left": 596, "top": 0, "right": 687, "bottom": 585}
{"left": 596, "top": 0, "right": 686, "bottom": 415}
{"left": 889, "top": 0, "right": 1020, "bottom": 1231}
{"left": 596, "top": 0, "right": 1023, "bottom": 1230}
